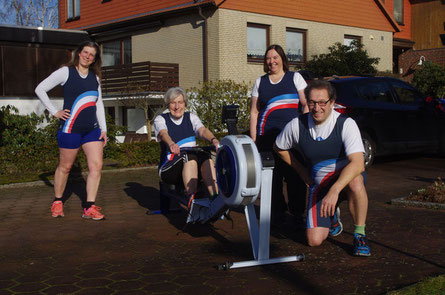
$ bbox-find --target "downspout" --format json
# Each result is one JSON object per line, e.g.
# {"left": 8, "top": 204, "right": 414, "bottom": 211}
{"left": 197, "top": 6, "right": 208, "bottom": 82}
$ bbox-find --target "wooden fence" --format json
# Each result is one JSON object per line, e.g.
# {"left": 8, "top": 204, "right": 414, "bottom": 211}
{"left": 101, "top": 61, "right": 179, "bottom": 96}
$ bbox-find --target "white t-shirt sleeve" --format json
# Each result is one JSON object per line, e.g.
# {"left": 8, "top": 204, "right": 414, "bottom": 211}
{"left": 95, "top": 81, "right": 107, "bottom": 132}
{"left": 34, "top": 66, "right": 69, "bottom": 116}
{"left": 342, "top": 118, "right": 365, "bottom": 155}
{"left": 293, "top": 71, "right": 308, "bottom": 91}
{"left": 251, "top": 77, "right": 262, "bottom": 97}
{"left": 153, "top": 115, "right": 167, "bottom": 142}
{"left": 190, "top": 113, "right": 205, "bottom": 136}
{"left": 275, "top": 118, "right": 299, "bottom": 150}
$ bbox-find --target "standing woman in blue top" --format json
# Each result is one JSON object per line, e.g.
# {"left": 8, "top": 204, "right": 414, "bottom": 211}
{"left": 35, "top": 41, "right": 107, "bottom": 221}
{"left": 249, "top": 44, "right": 308, "bottom": 226}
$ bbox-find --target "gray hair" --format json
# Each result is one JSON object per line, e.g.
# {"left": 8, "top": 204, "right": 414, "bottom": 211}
{"left": 164, "top": 87, "right": 188, "bottom": 106}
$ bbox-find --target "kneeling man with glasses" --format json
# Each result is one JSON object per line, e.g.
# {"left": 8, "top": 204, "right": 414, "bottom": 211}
{"left": 274, "top": 80, "right": 370, "bottom": 256}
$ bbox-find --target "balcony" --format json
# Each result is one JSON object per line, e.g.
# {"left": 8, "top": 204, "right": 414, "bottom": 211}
{"left": 101, "top": 61, "right": 179, "bottom": 97}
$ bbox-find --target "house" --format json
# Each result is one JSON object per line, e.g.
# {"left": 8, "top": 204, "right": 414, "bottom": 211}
{"left": 0, "top": 24, "right": 90, "bottom": 116}
{"left": 398, "top": 0, "right": 445, "bottom": 82}
{"left": 59, "top": 0, "right": 404, "bottom": 133}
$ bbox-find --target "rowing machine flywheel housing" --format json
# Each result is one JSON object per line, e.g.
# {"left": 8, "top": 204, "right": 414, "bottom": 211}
{"left": 215, "top": 135, "right": 262, "bottom": 207}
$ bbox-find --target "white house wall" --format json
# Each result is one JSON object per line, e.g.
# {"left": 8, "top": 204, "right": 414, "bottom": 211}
{"left": 132, "top": 13, "right": 204, "bottom": 90}
{"left": 0, "top": 98, "right": 63, "bottom": 116}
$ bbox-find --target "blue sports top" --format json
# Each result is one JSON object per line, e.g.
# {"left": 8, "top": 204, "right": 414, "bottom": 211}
{"left": 256, "top": 71, "right": 300, "bottom": 137}
{"left": 158, "top": 112, "right": 196, "bottom": 171}
{"left": 60, "top": 67, "right": 100, "bottom": 133}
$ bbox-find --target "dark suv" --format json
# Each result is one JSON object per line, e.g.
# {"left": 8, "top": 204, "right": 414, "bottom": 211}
{"left": 328, "top": 76, "right": 445, "bottom": 167}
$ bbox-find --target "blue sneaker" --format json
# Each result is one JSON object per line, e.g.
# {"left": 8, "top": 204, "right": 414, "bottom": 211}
{"left": 329, "top": 207, "right": 343, "bottom": 237}
{"left": 353, "top": 233, "right": 371, "bottom": 257}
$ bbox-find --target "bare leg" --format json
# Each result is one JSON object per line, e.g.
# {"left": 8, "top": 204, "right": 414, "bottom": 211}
{"left": 54, "top": 148, "right": 79, "bottom": 198}
{"left": 200, "top": 159, "right": 218, "bottom": 196}
{"left": 306, "top": 227, "right": 329, "bottom": 247}
{"left": 182, "top": 160, "right": 198, "bottom": 195}
{"left": 82, "top": 141, "right": 103, "bottom": 202}
{"left": 345, "top": 175, "right": 368, "bottom": 226}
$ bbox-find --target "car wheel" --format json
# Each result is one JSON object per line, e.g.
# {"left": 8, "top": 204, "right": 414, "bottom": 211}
{"left": 362, "top": 133, "right": 375, "bottom": 169}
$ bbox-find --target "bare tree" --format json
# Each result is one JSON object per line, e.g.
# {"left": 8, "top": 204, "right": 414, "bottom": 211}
{"left": 32, "top": 0, "right": 58, "bottom": 27}
{"left": 0, "top": 0, "right": 58, "bottom": 28}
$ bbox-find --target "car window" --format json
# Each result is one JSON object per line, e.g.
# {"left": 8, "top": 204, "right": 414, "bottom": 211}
{"left": 389, "top": 80, "right": 424, "bottom": 105}
{"left": 356, "top": 80, "right": 393, "bottom": 103}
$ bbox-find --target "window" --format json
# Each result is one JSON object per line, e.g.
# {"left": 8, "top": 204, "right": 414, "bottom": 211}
{"left": 390, "top": 80, "right": 424, "bottom": 104}
{"left": 393, "top": 0, "right": 404, "bottom": 25}
{"left": 67, "top": 0, "right": 80, "bottom": 20}
{"left": 247, "top": 23, "right": 269, "bottom": 62}
{"left": 286, "top": 28, "right": 306, "bottom": 66}
{"left": 356, "top": 81, "right": 394, "bottom": 103}
{"left": 102, "top": 39, "right": 132, "bottom": 67}
{"left": 344, "top": 35, "right": 361, "bottom": 47}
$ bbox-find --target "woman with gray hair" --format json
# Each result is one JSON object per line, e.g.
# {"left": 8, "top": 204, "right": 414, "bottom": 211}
{"left": 153, "top": 87, "right": 219, "bottom": 207}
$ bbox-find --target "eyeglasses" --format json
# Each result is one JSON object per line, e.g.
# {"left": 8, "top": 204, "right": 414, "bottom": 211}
{"left": 307, "top": 99, "right": 331, "bottom": 107}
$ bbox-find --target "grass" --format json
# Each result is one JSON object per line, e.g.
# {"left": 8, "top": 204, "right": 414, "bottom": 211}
{"left": 387, "top": 274, "right": 445, "bottom": 295}
{"left": 0, "top": 173, "right": 46, "bottom": 186}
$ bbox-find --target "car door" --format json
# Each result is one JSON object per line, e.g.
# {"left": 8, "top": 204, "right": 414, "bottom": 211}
{"left": 388, "top": 79, "right": 439, "bottom": 149}
{"left": 354, "top": 79, "right": 405, "bottom": 152}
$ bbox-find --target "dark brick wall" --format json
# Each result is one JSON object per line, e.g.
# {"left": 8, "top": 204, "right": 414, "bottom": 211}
{"left": 399, "top": 48, "right": 445, "bottom": 82}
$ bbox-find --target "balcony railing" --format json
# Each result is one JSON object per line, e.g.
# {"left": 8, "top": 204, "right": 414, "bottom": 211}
{"left": 101, "top": 61, "right": 179, "bottom": 97}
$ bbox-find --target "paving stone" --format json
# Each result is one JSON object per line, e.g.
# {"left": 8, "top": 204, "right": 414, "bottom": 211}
{"left": 75, "top": 278, "right": 113, "bottom": 288}
{"left": 10, "top": 282, "right": 48, "bottom": 293}
{"left": 0, "top": 280, "right": 17, "bottom": 289}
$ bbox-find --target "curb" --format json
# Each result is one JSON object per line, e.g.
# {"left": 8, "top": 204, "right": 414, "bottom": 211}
{"left": 391, "top": 197, "right": 445, "bottom": 210}
{"left": 0, "top": 166, "right": 157, "bottom": 189}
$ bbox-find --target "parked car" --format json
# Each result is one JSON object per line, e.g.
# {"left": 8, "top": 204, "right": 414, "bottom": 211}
{"left": 327, "top": 76, "right": 445, "bottom": 168}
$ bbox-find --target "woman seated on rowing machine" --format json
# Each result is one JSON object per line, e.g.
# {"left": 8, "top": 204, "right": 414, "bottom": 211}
{"left": 153, "top": 87, "right": 219, "bottom": 207}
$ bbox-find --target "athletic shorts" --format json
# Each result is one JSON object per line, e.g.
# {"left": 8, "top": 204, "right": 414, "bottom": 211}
{"left": 306, "top": 171, "right": 367, "bottom": 229}
{"left": 57, "top": 128, "right": 102, "bottom": 149}
{"left": 160, "top": 152, "right": 210, "bottom": 186}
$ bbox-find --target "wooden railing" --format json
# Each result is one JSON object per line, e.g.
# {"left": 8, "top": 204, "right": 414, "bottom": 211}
{"left": 101, "top": 61, "right": 179, "bottom": 96}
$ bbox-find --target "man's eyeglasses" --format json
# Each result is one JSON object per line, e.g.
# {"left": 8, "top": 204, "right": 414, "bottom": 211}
{"left": 307, "top": 99, "right": 331, "bottom": 107}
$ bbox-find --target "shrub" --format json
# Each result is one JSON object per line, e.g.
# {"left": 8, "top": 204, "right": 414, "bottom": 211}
{"left": 0, "top": 105, "right": 157, "bottom": 182}
{"left": 187, "top": 80, "right": 251, "bottom": 133}
{"left": 110, "top": 141, "right": 160, "bottom": 167}
{"left": 412, "top": 61, "right": 445, "bottom": 99}
{"left": 0, "top": 106, "right": 59, "bottom": 174}
{"left": 304, "top": 40, "right": 379, "bottom": 77}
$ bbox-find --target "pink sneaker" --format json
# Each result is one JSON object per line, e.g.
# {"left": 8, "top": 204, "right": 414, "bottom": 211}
{"left": 82, "top": 205, "right": 104, "bottom": 220}
{"left": 51, "top": 201, "right": 64, "bottom": 217}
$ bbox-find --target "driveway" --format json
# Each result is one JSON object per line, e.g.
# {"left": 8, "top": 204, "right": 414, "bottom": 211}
{"left": 0, "top": 154, "right": 444, "bottom": 294}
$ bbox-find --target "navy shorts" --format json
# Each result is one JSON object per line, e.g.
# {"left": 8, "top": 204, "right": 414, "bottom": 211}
{"left": 57, "top": 128, "right": 102, "bottom": 149}
{"left": 307, "top": 171, "right": 367, "bottom": 229}
{"left": 160, "top": 152, "right": 210, "bottom": 185}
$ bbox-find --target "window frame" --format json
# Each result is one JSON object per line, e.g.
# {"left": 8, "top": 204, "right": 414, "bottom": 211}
{"left": 247, "top": 23, "right": 270, "bottom": 63}
{"left": 344, "top": 35, "right": 362, "bottom": 47}
{"left": 286, "top": 28, "right": 307, "bottom": 68}
{"left": 66, "top": 0, "right": 80, "bottom": 21}
{"left": 393, "top": 0, "right": 404, "bottom": 25}
{"left": 101, "top": 38, "right": 132, "bottom": 67}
